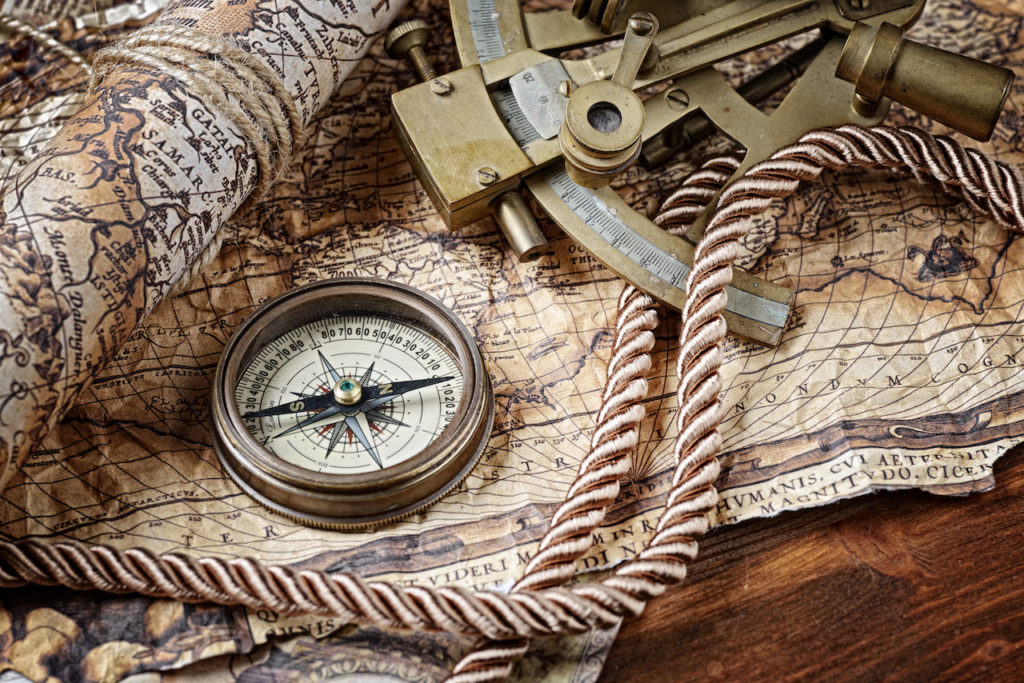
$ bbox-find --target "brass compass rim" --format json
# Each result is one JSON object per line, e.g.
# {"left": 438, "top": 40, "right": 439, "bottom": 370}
{"left": 211, "top": 277, "right": 493, "bottom": 529}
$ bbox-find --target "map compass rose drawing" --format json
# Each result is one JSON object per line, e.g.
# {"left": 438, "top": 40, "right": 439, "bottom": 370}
{"left": 211, "top": 278, "right": 493, "bottom": 529}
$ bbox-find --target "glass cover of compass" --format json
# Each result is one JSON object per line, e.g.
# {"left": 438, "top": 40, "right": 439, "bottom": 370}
{"left": 211, "top": 278, "right": 493, "bottom": 529}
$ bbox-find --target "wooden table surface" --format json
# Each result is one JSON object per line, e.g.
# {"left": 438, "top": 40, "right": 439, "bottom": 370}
{"left": 601, "top": 445, "right": 1024, "bottom": 681}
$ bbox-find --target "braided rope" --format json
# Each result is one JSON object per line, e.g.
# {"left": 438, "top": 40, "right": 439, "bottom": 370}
{"left": 449, "top": 286, "right": 658, "bottom": 681}
{"left": 88, "top": 23, "right": 303, "bottom": 295}
{"left": 448, "top": 153, "right": 749, "bottom": 680}
{"left": 655, "top": 155, "right": 742, "bottom": 235}
{"left": 0, "top": 14, "right": 92, "bottom": 76}
{"left": 0, "top": 125, "right": 1020, "bottom": 656}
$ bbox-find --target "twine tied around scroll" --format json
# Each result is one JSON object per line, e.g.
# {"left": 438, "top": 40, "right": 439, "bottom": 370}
{"left": 88, "top": 24, "right": 304, "bottom": 293}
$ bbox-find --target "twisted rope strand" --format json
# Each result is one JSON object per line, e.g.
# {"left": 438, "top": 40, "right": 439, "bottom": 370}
{"left": 449, "top": 152, "right": 756, "bottom": 681}
{"left": 0, "top": 14, "right": 92, "bottom": 76}
{"left": 0, "top": 126, "right": 1020, "bottom": 651}
{"left": 655, "top": 155, "right": 742, "bottom": 234}
{"left": 90, "top": 24, "right": 302, "bottom": 194}
{"left": 449, "top": 286, "right": 659, "bottom": 681}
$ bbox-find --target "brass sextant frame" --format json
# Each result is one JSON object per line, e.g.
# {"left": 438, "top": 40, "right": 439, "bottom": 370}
{"left": 389, "top": 0, "right": 1013, "bottom": 345}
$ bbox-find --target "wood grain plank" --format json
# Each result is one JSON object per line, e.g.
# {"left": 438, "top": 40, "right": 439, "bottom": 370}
{"left": 602, "top": 446, "right": 1024, "bottom": 681}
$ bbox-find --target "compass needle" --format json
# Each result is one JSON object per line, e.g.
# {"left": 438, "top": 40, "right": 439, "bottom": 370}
{"left": 242, "top": 391, "right": 334, "bottom": 419}
{"left": 362, "top": 376, "right": 456, "bottom": 412}
{"left": 214, "top": 279, "right": 492, "bottom": 528}
{"left": 272, "top": 404, "right": 342, "bottom": 439}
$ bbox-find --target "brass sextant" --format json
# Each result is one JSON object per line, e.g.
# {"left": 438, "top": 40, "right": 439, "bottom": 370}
{"left": 389, "top": 0, "right": 1014, "bottom": 345}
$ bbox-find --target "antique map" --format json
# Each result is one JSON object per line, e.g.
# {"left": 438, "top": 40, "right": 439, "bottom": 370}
{"left": 0, "top": 0, "right": 1023, "bottom": 680}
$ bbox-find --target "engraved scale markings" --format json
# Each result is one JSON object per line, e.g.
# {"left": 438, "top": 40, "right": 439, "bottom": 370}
{"left": 236, "top": 315, "right": 463, "bottom": 474}
{"left": 483, "top": 24, "right": 789, "bottom": 330}
{"left": 468, "top": 0, "right": 506, "bottom": 62}
{"left": 508, "top": 60, "right": 572, "bottom": 140}
{"left": 491, "top": 87, "right": 541, "bottom": 146}
{"left": 546, "top": 169, "right": 791, "bottom": 327}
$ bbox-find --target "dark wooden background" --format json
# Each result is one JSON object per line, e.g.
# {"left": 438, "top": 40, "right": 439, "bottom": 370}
{"left": 602, "top": 445, "right": 1024, "bottom": 681}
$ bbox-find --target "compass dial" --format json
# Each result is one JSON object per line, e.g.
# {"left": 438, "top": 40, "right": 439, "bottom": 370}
{"left": 236, "top": 316, "right": 464, "bottom": 475}
{"left": 211, "top": 278, "right": 493, "bottom": 529}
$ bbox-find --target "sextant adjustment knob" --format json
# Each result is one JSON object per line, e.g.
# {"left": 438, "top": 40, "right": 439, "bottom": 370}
{"left": 385, "top": 18, "right": 437, "bottom": 82}
{"left": 558, "top": 12, "right": 658, "bottom": 188}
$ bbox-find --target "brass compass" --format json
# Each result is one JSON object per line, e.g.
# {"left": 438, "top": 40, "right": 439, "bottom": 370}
{"left": 211, "top": 278, "right": 493, "bottom": 529}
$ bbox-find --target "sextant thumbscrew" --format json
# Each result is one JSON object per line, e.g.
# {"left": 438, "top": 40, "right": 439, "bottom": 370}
{"left": 385, "top": 19, "right": 437, "bottom": 82}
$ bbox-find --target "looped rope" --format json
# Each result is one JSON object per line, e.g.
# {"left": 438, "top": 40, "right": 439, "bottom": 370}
{"left": 0, "top": 14, "right": 92, "bottom": 76}
{"left": 0, "top": 125, "right": 1020, "bottom": 677}
{"left": 655, "top": 155, "right": 742, "bottom": 235}
{"left": 450, "top": 286, "right": 659, "bottom": 681}
{"left": 88, "top": 23, "right": 304, "bottom": 294}
{"left": 449, "top": 152, "right": 751, "bottom": 680}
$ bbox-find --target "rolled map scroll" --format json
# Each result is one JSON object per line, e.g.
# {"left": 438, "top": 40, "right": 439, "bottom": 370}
{"left": 0, "top": 0, "right": 405, "bottom": 489}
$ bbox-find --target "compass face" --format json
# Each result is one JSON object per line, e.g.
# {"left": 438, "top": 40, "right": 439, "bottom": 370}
{"left": 211, "top": 278, "right": 493, "bottom": 528}
{"left": 235, "top": 315, "right": 464, "bottom": 475}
